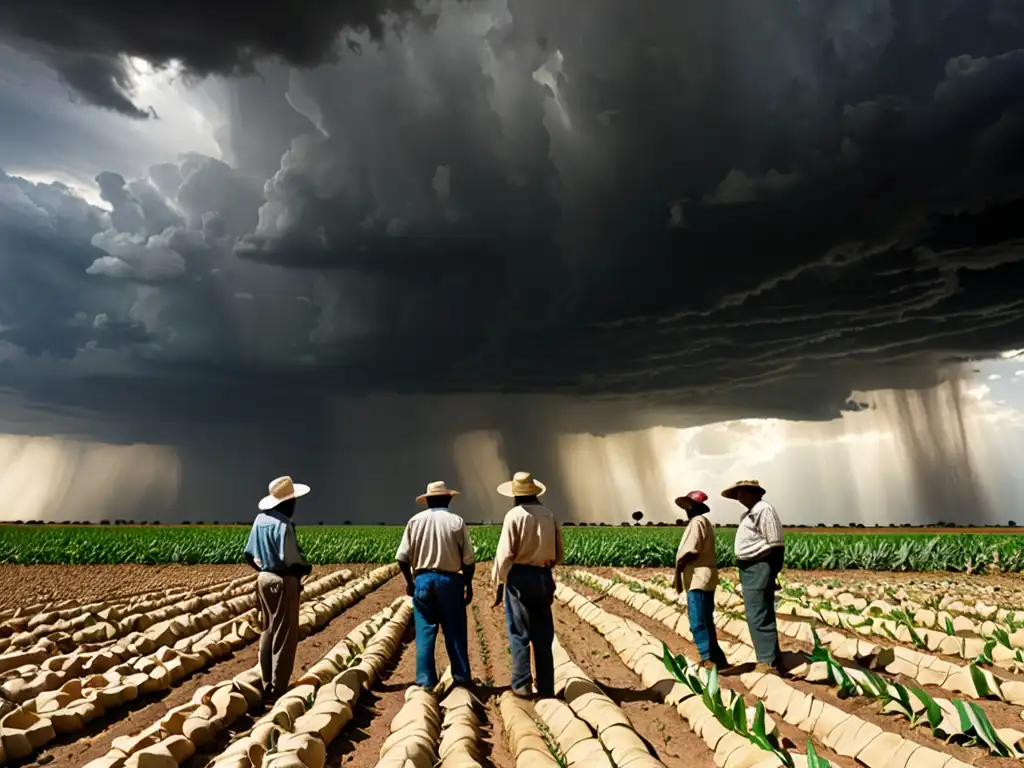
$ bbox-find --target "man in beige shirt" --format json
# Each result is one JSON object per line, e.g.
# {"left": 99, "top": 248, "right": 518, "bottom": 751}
{"left": 492, "top": 471, "right": 564, "bottom": 698}
{"left": 673, "top": 490, "right": 728, "bottom": 669}
{"left": 396, "top": 481, "right": 475, "bottom": 689}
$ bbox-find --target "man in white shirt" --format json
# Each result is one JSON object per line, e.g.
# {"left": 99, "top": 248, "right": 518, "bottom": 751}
{"left": 396, "top": 481, "right": 475, "bottom": 689}
{"left": 722, "top": 479, "right": 785, "bottom": 674}
{"left": 492, "top": 471, "right": 564, "bottom": 699}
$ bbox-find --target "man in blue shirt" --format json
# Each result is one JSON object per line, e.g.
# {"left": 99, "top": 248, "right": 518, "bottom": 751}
{"left": 244, "top": 475, "right": 313, "bottom": 701}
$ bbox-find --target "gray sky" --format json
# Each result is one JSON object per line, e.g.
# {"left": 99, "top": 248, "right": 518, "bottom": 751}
{"left": 0, "top": 1, "right": 1023, "bottom": 524}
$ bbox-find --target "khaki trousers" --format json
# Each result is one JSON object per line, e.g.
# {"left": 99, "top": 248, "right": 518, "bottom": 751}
{"left": 256, "top": 571, "right": 300, "bottom": 697}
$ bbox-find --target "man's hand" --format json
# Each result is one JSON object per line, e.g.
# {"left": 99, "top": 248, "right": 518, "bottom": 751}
{"left": 464, "top": 585, "right": 474, "bottom": 606}
{"left": 492, "top": 584, "right": 505, "bottom": 608}
{"left": 405, "top": 581, "right": 414, "bottom": 598}
{"left": 673, "top": 575, "right": 683, "bottom": 595}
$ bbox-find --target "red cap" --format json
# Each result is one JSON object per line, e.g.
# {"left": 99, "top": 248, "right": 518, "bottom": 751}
{"left": 685, "top": 491, "right": 708, "bottom": 504}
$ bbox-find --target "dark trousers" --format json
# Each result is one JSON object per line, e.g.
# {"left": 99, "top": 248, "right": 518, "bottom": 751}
{"left": 687, "top": 589, "right": 728, "bottom": 666}
{"left": 412, "top": 571, "right": 470, "bottom": 688}
{"left": 738, "top": 549, "right": 784, "bottom": 664}
{"left": 504, "top": 564, "right": 556, "bottom": 697}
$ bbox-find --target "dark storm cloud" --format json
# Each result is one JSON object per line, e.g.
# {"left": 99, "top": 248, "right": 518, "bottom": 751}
{"left": 0, "top": 0, "right": 1023, "bottom": 430}
{"left": 0, "top": 0, "right": 422, "bottom": 117}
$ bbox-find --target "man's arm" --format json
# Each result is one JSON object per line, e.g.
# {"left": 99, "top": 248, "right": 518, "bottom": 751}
{"left": 397, "top": 561, "right": 414, "bottom": 597}
{"left": 673, "top": 521, "right": 703, "bottom": 593}
{"left": 492, "top": 514, "right": 515, "bottom": 606}
{"left": 243, "top": 526, "right": 262, "bottom": 572}
{"left": 282, "top": 523, "right": 313, "bottom": 579}
{"left": 396, "top": 524, "right": 414, "bottom": 597}
{"left": 461, "top": 524, "right": 475, "bottom": 605}
{"left": 553, "top": 519, "right": 565, "bottom": 567}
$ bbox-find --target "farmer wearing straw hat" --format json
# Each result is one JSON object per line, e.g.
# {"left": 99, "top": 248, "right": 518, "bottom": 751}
{"left": 673, "top": 490, "right": 729, "bottom": 670}
{"left": 244, "top": 475, "right": 314, "bottom": 701}
{"left": 395, "top": 480, "right": 475, "bottom": 690}
{"left": 492, "top": 471, "right": 565, "bottom": 699}
{"left": 722, "top": 479, "right": 785, "bottom": 674}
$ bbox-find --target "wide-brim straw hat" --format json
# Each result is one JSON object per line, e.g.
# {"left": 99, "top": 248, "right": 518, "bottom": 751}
{"left": 674, "top": 490, "right": 710, "bottom": 515}
{"left": 720, "top": 479, "right": 766, "bottom": 500}
{"left": 416, "top": 480, "right": 461, "bottom": 504}
{"left": 497, "top": 471, "right": 547, "bottom": 498}
{"left": 259, "top": 475, "right": 311, "bottom": 511}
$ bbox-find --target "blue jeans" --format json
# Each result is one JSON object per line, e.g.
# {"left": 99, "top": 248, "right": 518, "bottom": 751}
{"left": 687, "top": 589, "right": 728, "bottom": 666}
{"left": 505, "top": 565, "right": 556, "bottom": 697}
{"left": 413, "top": 571, "right": 470, "bottom": 688}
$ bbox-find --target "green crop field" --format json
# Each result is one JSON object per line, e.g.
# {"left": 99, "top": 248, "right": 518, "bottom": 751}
{"left": 1, "top": 524, "right": 1023, "bottom": 571}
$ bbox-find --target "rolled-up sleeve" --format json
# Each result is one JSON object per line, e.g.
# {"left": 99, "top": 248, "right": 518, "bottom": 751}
{"left": 758, "top": 505, "right": 784, "bottom": 548}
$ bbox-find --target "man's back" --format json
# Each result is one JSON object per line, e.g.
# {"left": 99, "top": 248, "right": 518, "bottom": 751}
{"left": 246, "top": 510, "right": 304, "bottom": 573}
{"left": 493, "top": 503, "right": 564, "bottom": 584}
{"left": 397, "top": 508, "right": 474, "bottom": 573}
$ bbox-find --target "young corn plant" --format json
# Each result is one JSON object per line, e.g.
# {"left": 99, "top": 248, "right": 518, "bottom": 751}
{"left": 805, "top": 741, "right": 833, "bottom": 768}
{"left": 806, "top": 630, "right": 1018, "bottom": 757}
{"left": 662, "top": 644, "right": 793, "bottom": 767}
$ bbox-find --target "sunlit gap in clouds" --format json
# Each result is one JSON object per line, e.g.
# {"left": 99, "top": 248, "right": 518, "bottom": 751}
{"left": 533, "top": 362, "right": 1024, "bottom": 527}
{"left": 0, "top": 435, "right": 181, "bottom": 522}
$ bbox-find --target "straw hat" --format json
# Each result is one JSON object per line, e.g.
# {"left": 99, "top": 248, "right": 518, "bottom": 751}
{"left": 259, "top": 476, "right": 311, "bottom": 511}
{"left": 416, "top": 480, "right": 461, "bottom": 504}
{"left": 497, "top": 471, "right": 547, "bottom": 498}
{"left": 674, "top": 490, "right": 710, "bottom": 515}
{"left": 720, "top": 479, "right": 766, "bottom": 500}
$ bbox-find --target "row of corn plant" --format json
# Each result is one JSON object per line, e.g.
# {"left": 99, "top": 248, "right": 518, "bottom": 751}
{"left": 806, "top": 628, "right": 1020, "bottom": 758}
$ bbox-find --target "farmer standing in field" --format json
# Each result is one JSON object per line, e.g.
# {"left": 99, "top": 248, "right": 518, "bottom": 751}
{"left": 723, "top": 479, "right": 785, "bottom": 674}
{"left": 395, "top": 480, "right": 475, "bottom": 690}
{"left": 673, "top": 490, "right": 729, "bottom": 669}
{"left": 492, "top": 471, "right": 565, "bottom": 699}
{"left": 244, "top": 476, "right": 314, "bottom": 701}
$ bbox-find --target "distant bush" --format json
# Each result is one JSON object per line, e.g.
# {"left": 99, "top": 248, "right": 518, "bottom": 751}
{"left": 675, "top": 519, "right": 685, "bottom": 526}
{"left": 619, "top": 522, "right": 630, "bottom": 527}
{"left": 1010, "top": 520, "right": 1017, "bottom": 527}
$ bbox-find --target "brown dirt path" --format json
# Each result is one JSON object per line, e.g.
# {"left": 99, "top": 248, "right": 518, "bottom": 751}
{"left": 327, "top": 626, "right": 417, "bottom": 766}
{"left": 33, "top": 569, "right": 396, "bottom": 768}
{"left": 469, "top": 572, "right": 520, "bottom": 768}
{"left": 0, "top": 564, "right": 256, "bottom": 610}
{"left": 552, "top": 595, "right": 709, "bottom": 767}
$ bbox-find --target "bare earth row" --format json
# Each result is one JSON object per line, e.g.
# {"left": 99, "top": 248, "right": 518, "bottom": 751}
{"left": 5, "top": 565, "right": 1019, "bottom": 767}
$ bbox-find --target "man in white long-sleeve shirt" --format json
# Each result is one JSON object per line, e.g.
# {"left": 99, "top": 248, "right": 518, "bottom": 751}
{"left": 492, "top": 471, "right": 564, "bottom": 699}
{"left": 722, "top": 479, "right": 785, "bottom": 673}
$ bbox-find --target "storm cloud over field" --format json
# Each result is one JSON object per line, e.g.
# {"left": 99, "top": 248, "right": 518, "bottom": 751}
{"left": 0, "top": 1, "right": 1023, "bottom": 523}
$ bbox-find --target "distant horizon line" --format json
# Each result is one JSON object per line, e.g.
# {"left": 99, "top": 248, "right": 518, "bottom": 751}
{"left": 0, "top": 520, "right": 1022, "bottom": 532}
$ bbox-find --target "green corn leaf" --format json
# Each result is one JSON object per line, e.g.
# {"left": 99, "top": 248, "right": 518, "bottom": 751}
{"left": 944, "top": 617, "right": 956, "bottom": 636}
{"left": 805, "top": 740, "right": 833, "bottom": 767}
{"left": 968, "top": 663, "right": 996, "bottom": 699}
{"left": 661, "top": 642, "right": 687, "bottom": 684}
{"left": 909, "top": 687, "right": 943, "bottom": 733}
{"left": 732, "top": 694, "right": 748, "bottom": 735}
{"left": 952, "top": 699, "right": 1013, "bottom": 757}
